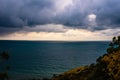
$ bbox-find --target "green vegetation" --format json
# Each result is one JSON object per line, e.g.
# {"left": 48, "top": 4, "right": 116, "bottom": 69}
{"left": 0, "top": 51, "right": 10, "bottom": 80}
{"left": 51, "top": 36, "right": 120, "bottom": 80}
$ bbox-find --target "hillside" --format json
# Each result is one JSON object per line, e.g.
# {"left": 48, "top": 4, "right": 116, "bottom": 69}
{"left": 51, "top": 36, "right": 120, "bottom": 80}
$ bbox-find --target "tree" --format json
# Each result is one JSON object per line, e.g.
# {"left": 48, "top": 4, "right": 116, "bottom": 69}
{"left": 0, "top": 51, "right": 10, "bottom": 80}
{"left": 109, "top": 42, "right": 114, "bottom": 48}
{"left": 107, "top": 36, "right": 120, "bottom": 53}
{"left": 117, "top": 36, "right": 120, "bottom": 46}
{"left": 112, "top": 37, "right": 117, "bottom": 45}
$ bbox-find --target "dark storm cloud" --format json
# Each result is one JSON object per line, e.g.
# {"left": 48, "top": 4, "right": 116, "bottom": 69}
{"left": 94, "top": 0, "right": 120, "bottom": 29}
{"left": 0, "top": 0, "right": 55, "bottom": 35}
{"left": 0, "top": 27, "right": 21, "bottom": 36}
{"left": 0, "top": 0, "right": 54, "bottom": 27}
{"left": 0, "top": 0, "right": 120, "bottom": 35}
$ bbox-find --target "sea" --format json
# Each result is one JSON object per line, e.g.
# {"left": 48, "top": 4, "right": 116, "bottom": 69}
{"left": 0, "top": 40, "right": 109, "bottom": 80}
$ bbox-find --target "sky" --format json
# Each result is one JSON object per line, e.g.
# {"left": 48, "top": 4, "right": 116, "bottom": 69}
{"left": 0, "top": 0, "right": 120, "bottom": 41}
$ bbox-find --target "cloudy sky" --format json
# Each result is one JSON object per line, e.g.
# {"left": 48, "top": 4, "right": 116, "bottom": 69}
{"left": 0, "top": 0, "right": 120, "bottom": 41}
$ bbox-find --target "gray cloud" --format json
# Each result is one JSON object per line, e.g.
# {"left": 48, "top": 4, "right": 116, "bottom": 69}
{"left": 0, "top": 27, "right": 21, "bottom": 36}
{"left": 0, "top": 0, "right": 54, "bottom": 27}
{"left": 0, "top": 0, "right": 120, "bottom": 35}
{"left": 94, "top": 0, "right": 120, "bottom": 29}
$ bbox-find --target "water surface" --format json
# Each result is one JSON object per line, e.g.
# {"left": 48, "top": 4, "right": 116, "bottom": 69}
{"left": 0, "top": 40, "right": 109, "bottom": 79}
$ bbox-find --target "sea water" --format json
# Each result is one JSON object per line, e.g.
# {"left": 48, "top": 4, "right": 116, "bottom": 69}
{"left": 0, "top": 41, "right": 109, "bottom": 79}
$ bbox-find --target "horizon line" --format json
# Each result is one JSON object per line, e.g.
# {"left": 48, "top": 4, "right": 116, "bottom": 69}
{"left": 0, "top": 39, "right": 111, "bottom": 42}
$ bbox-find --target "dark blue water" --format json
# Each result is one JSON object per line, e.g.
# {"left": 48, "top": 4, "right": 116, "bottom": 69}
{"left": 0, "top": 40, "right": 109, "bottom": 79}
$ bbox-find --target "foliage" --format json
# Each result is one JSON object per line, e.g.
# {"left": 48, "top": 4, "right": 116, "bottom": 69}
{"left": 107, "top": 36, "right": 120, "bottom": 53}
{"left": 0, "top": 51, "right": 9, "bottom": 80}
